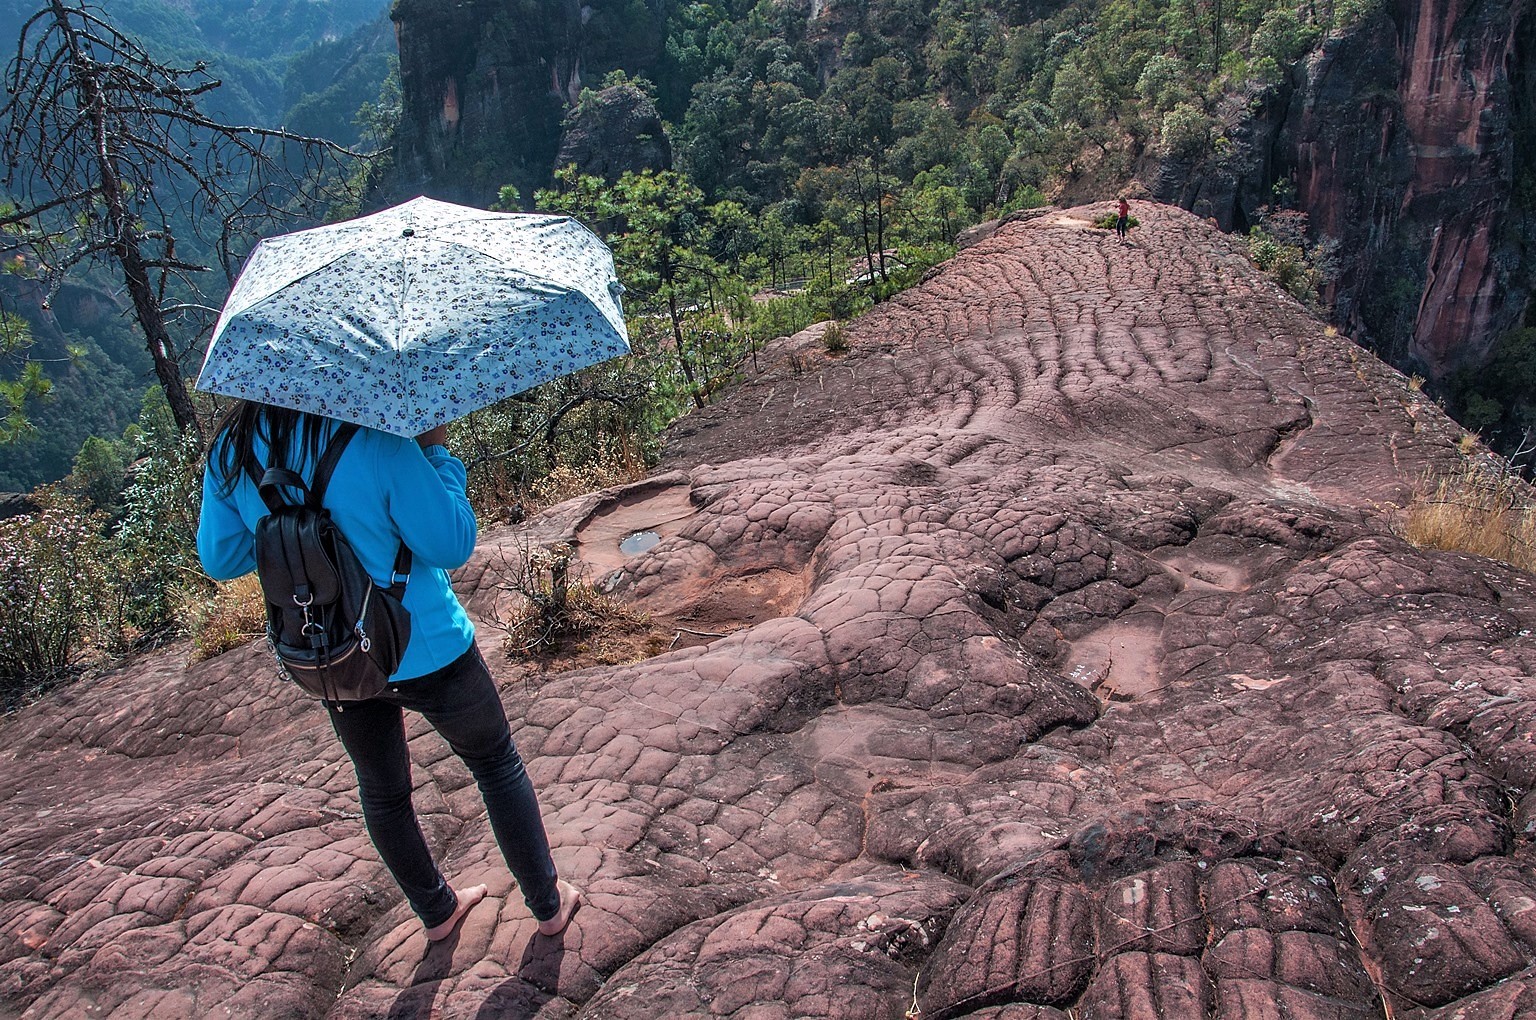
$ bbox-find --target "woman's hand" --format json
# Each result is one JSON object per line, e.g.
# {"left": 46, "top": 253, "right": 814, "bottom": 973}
{"left": 416, "top": 424, "right": 449, "bottom": 449}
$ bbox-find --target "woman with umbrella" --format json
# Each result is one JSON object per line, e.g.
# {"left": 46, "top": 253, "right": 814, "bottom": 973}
{"left": 198, "top": 406, "right": 582, "bottom": 942}
{"left": 194, "top": 198, "right": 631, "bottom": 945}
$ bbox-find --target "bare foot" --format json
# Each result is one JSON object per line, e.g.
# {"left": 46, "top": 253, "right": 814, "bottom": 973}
{"left": 425, "top": 883, "right": 488, "bottom": 942}
{"left": 537, "top": 879, "right": 582, "bottom": 937}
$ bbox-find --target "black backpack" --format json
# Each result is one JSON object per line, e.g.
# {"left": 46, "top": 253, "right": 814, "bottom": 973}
{"left": 252, "top": 422, "right": 412, "bottom": 704}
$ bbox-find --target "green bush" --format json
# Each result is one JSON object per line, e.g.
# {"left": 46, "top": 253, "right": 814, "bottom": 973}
{"left": 1249, "top": 225, "right": 1322, "bottom": 302}
{"left": 0, "top": 501, "right": 112, "bottom": 702}
{"left": 114, "top": 432, "right": 208, "bottom": 634}
{"left": 822, "top": 322, "right": 849, "bottom": 353}
{"left": 1333, "top": 0, "right": 1388, "bottom": 29}
{"left": 1136, "top": 55, "right": 1193, "bottom": 113}
{"left": 1160, "top": 103, "right": 1212, "bottom": 160}
{"left": 69, "top": 435, "right": 131, "bottom": 511}
{"left": 1249, "top": 229, "right": 1283, "bottom": 269}
{"left": 111, "top": 394, "right": 209, "bottom": 635}
{"left": 1252, "top": 8, "right": 1318, "bottom": 65}
{"left": 1095, "top": 212, "right": 1140, "bottom": 231}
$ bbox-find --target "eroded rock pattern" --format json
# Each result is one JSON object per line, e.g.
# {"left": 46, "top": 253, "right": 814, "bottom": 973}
{"left": 4, "top": 205, "right": 1535, "bottom": 1018}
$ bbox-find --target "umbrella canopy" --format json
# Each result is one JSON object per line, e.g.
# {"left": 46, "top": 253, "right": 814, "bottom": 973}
{"left": 195, "top": 196, "right": 629, "bottom": 436}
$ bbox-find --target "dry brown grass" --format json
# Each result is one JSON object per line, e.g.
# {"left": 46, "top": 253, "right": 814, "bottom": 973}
{"left": 506, "top": 581, "right": 667, "bottom": 671}
{"left": 493, "top": 541, "right": 667, "bottom": 673}
{"left": 526, "top": 458, "right": 643, "bottom": 512}
{"left": 466, "top": 450, "right": 644, "bottom": 524}
{"left": 1399, "top": 466, "right": 1536, "bottom": 573}
{"left": 184, "top": 574, "right": 267, "bottom": 662}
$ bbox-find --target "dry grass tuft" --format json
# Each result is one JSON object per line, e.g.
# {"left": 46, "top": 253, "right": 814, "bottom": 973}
{"left": 494, "top": 541, "right": 665, "bottom": 672}
{"left": 185, "top": 574, "right": 266, "bottom": 662}
{"left": 1399, "top": 466, "right": 1536, "bottom": 573}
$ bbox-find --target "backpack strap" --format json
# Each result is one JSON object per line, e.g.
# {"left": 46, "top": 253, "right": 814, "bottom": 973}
{"left": 307, "top": 422, "right": 361, "bottom": 509}
{"left": 253, "top": 421, "right": 360, "bottom": 514}
{"left": 257, "top": 467, "right": 309, "bottom": 514}
{"left": 387, "top": 542, "right": 412, "bottom": 598}
{"left": 254, "top": 419, "right": 413, "bottom": 593}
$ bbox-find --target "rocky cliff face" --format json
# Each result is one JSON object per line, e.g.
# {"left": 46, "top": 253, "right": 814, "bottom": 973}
{"left": 552, "top": 84, "right": 672, "bottom": 182}
{"left": 383, "top": 0, "right": 669, "bottom": 207}
{"left": 1157, "top": 0, "right": 1534, "bottom": 381}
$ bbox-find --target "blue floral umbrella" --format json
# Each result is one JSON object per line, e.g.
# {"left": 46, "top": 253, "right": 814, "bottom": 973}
{"left": 195, "top": 196, "right": 628, "bottom": 436}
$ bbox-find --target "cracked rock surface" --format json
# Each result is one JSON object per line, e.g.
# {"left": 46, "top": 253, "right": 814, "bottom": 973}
{"left": 4, "top": 204, "right": 1535, "bottom": 1018}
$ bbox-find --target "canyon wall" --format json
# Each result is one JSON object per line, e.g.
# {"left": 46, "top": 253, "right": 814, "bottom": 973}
{"left": 1158, "top": 0, "right": 1535, "bottom": 380}
{"left": 384, "top": 0, "right": 669, "bottom": 207}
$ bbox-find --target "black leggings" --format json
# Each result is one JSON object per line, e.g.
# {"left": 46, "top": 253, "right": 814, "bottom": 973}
{"left": 326, "top": 644, "right": 560, "bottom": 927}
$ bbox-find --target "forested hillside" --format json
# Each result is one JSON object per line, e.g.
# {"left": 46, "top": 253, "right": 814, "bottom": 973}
{"left": 1, "top": 0, "right": 1532, "bottom": 495}
{"left": 0, "top": 0, "right": 394, "bottom": 491}
{"left": 0, "top": 0, "right": 390, "bottom": 134}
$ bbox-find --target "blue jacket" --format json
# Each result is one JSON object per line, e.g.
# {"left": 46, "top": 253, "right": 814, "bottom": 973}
{"left": 197, "top": 421, "right": 477, "bottom": 681}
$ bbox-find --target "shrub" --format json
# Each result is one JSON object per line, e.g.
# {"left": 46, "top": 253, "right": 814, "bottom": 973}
{"left": 453, "top": 359, "right": 660, "bottom": 523}
{"left": 494, "top": 540, "right": 656, "bottom": 664}
{"left": 184, "top": 574, "right": 266, "bottom": 663}
{"left": 1269, "top": 248, "right": 1318, "bottom": 300}
{"left": 69, "top": 435, "right": 131, "bottom": 510}
{"left": 0, "top": 501, "right": 112, "bottom": 702}
{"left": 743, "top": 291, "right": 823, "bottom": 347}
{"left": 113, "top": 429, "right": 208, "bottom": 635}
{"left": 527, "top": 455, "right": 640, "bottom": 511}
{"left": 803, "top": 276, "right": 870, "bottom": 321}
{"left": 1399, "top": 466, "right": 1536, "bottom": 573}
{"left": 1094, "top": 212, "right": 1139, "bottom": 231}
{"left": 1160, "top": 103, "right": 1211, "bottom": 160}
{"left": 822, "top": 322, "right": 849, "bottom": 353}
{"left": 1249, "top": 229, "right": 1283, "bottom": 269}
{"left": 1249, "top": 225, "right": 1321, "bottom": 302}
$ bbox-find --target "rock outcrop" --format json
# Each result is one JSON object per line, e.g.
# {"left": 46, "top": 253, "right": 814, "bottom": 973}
{"left": 1156, "top": 0, "right": 1535, "bottom": 381}
{"left": 383, "top": 0, "right": 669, "bottom": 207}
{"left": 552, "top": 84, "right": 672, "bottom": 182}
{"left": 4, "top": 205, "right": 1536, "bottom": 1018}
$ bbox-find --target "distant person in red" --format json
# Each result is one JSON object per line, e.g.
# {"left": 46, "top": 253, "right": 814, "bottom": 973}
{"left": 1116, "top": 198, "right": 1130, "bottom": 242}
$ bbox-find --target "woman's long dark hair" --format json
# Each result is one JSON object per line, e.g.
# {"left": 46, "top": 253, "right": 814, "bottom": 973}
{"left": 208, "top": 401, "right": 332, "bottom": 498}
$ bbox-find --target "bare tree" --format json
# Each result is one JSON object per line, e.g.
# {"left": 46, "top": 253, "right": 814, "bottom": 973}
{"left": 0, "top": 0, "right": 364, "bottom": 438}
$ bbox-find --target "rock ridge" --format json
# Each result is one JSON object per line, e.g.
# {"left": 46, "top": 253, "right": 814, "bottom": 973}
{"left": 3, "top": 204, "right": 1535, "bottom": 1019}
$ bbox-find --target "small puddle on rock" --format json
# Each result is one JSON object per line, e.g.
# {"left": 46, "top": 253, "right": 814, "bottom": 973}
{"left": 619, "top": 530, "right": 661, "bottom": 556}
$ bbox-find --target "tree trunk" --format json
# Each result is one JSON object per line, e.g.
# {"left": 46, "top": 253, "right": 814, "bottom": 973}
{"left": 872, "top": 149, "right": 888, "bottom": 283}
{"left": 118, "top": 240, "right": 201, "bottom": 439}
{"left": 660, "top": 248, "right": 704, "bottom": 409}
{"left": 1212, "top": 0, "right": 1223, "bottom": 70}
{"left": 61, "top": 0, "right": 201, "bottom": 440}
{"left": 853, "top": 164, "right": 876, "bottom": 285}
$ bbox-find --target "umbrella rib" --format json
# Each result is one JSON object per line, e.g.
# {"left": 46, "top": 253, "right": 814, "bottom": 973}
{"left": 393, "top": 211, "right": 413, "bottom": 351}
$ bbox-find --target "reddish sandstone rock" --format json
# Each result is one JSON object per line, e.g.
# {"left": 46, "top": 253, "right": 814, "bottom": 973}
{"left": 2, "top": 204, "right": 1534, "bottom": 1018}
